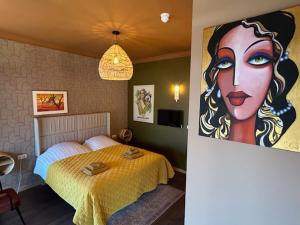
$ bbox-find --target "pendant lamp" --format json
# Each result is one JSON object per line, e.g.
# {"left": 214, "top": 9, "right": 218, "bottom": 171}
{"left": 99, "top": 31, "right": 133, "bottom": 80}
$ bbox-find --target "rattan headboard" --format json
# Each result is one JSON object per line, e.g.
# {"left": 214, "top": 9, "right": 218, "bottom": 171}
{"left": 33, "top": 112, "right": 110, "bottom": 156}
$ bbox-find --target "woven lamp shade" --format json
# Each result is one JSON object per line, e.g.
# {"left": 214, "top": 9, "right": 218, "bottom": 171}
{"left": 99, "top": 44, "right": 133, "bottom": 80}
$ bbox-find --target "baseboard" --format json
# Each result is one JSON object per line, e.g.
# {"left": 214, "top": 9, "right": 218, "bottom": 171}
{"left": 18, "top": 181, "right": 42, "bottom": 192}
{"left": 173, "top": 167, "right": 186, "bottom": 174}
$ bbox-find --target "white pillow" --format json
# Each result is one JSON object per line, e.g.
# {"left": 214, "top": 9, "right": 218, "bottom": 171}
{"left": 42, "top": 142, "right": 91, "bottom": 160}
{"left": 83, "top": 135, "right": 120, "bottom": 151}
{"left": 34, "top": 142, "right": 91, "bottom": 180}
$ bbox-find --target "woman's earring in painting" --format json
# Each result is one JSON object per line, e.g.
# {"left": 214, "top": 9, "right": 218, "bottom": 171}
{"left": 217, "top": 89, "right": 221, "bottom": 98}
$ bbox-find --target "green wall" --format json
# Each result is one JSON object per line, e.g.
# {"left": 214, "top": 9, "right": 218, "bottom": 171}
{"left": 128, "top": 57, "right": 190, "bottom": 170}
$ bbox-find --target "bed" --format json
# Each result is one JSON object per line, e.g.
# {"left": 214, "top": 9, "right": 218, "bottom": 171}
{"left": 33, "top": 112, "right": 174, "bottom": 225}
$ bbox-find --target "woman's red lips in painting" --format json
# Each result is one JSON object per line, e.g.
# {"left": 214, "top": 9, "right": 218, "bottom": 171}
{"left": 227, "top": 91, "right": 251, "bottom": 106}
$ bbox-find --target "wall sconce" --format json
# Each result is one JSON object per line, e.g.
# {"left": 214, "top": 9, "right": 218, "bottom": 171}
{"left": 174, "top": 84, "right": 180, "bottom": 102}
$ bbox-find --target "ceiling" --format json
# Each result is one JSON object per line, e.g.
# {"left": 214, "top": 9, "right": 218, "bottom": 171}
{"left": 0, "top": 0, "right": 192, "bottom": 61}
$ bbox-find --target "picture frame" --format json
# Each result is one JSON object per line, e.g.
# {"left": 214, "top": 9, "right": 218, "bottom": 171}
{"left": 133, "top": 85, "right": 154, "bottom": 123}
{"left": 32, "top": 91, "right": 68, "bottom": 116}
{"left": 199, "top": 5, "right": 300, "bottom": 152}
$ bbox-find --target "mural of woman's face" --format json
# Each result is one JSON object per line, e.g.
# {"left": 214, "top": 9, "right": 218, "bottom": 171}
{"left": 216, "top": 25, "right": 274, "bottom": 120}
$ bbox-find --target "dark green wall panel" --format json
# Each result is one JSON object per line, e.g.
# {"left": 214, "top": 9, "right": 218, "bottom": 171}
{"left": 128, "top": 57, "right": 190, "bottom": 170}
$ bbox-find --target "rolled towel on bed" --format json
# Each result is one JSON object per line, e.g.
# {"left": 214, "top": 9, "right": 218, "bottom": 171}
{"left": 123, "top": 152, "right": 144, "bottom": 160}
{"left": 82, "top": 162, "right": 109, "bottom": 176}
{"left": 85, "top": 162, "right": 106, "bottom": 171}
{"left": 123, "top": 148, "right": 144, "bottom": 160}
{"left": 127, "top": 148, "right": 140, "bottom": 154}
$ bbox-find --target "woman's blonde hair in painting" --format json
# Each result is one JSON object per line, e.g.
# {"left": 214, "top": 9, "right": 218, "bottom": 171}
{"left": 199, "top": 11, "right": 298, "bottom": 147}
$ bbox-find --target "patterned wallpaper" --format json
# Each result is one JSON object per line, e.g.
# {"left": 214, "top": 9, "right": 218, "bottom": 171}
{"left": 0, "top": 39, "right": 128, "bottom": 190}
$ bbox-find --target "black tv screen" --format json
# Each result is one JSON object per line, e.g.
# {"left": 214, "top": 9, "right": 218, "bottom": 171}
{"left": 157, "top": 109, "right": 183, "bottom": 128}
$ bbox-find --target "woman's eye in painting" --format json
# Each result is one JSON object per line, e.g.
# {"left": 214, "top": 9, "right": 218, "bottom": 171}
{"left": 216, "top": 59, "right": 233, "bottom": 69}
{"left": 248, "top": 54, "right": 272, "bottom": 66}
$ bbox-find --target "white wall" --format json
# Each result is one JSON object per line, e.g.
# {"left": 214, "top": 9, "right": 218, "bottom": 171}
{"left": 185, "top": 1, "right": 300, "bottom": 225}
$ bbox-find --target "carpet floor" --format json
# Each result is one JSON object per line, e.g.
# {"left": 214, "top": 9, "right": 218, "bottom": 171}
{"left": 108, "top": 185, "right": 184, "bottom": 225}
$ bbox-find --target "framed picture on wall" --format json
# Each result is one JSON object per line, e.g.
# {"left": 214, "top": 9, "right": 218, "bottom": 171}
{"left": 133, "top": 85, "right": 154, "bottom": 123}
{"left": 32, "top": 91, "right": 68, "bottom": 116}
{"left": 199, "top": 5, "right": 300, "bottom": 152}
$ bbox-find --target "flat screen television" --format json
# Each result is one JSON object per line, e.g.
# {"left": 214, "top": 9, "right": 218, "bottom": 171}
{"left": 157, "top": 109, "right": 183, "bottom": 128}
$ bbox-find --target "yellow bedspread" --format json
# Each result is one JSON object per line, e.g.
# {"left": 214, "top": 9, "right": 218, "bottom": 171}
{"left": 46, "top": 144, "right": 175, "bottom": 225}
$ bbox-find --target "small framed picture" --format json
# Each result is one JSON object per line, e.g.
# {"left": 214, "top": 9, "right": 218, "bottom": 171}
{"left": 133, "top": 85, "right": 154, "bottom": 123}
{"left": 32, "top": 91, "right": 68, "bottom": 116}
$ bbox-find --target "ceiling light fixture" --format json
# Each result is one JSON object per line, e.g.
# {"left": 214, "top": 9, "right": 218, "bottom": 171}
{"left": 98, "top": 30, "right": 133, "bottom": 80}
{"left": 160, "top": 12, "right": 170, "bottom": 23}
